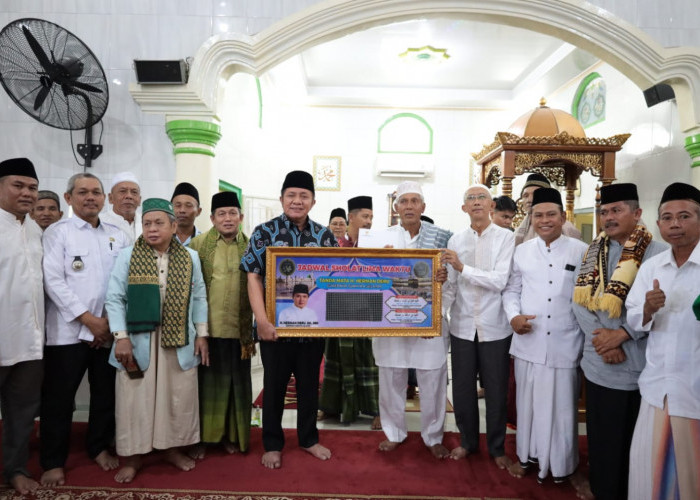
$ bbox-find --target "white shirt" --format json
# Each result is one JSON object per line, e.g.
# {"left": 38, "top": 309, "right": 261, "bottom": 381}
{"left": 101, "top": 207, "right": 141, "bottom": 244}
{"left": 443, "top": 223, "right": 514, "bottom": 342}
{"left": 0, "top": 208, "right": 44, "bottom": 366}
{"left": 43, "top": 216, "right": 129, "bottom": 345}
{"left": 278, "top": 304, "right": 319, "bottom": 327}
{"left": 503, "top": 235, "right": 588, "bottom": 368}
{"left": 626, "top": 242, "right": 700, "bottom": 419}
{"left": 372, "top": 224, "right": 450, "bottom": 370}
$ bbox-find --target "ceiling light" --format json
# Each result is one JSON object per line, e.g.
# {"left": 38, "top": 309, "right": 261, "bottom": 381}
{"left": 398, "top": 45, "right": 450, "bottom": 64}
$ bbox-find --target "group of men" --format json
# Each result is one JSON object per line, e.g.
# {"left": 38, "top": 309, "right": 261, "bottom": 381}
{"left": 1, "top": 156, "right": 699, "bottom": 500}
{"left": 0, "top": 158, "right": 250, "bottom": 493}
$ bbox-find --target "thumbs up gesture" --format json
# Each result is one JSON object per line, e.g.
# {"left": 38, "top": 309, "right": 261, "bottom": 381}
{"left": 643, "top": 279, "right": 666, "bottom": 322}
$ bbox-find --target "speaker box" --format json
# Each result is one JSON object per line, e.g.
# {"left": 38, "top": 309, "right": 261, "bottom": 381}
{"left": 134, "top": 60, "right": 188, "bottom": 84}
{"left": 643, "top": 83, "right": 675, "bottom": 107}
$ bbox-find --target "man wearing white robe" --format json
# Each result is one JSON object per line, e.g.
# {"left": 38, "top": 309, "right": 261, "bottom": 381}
{"left": 372, "top": 181, "right": 452, "bottom": 458}
{"left": 626, "top": 182, "right": 700, "bottom": 500}
{"left": 502, "top": 187, "right": 587, "bottom": 487}
{"left": 106, "top": 198, "right": 209, "bottom": 484}
{"left": 0, "top": 158, "right": 44, "bottom": 495}
{"left": 101, "top": 171, "right": 142, "bottom": 244}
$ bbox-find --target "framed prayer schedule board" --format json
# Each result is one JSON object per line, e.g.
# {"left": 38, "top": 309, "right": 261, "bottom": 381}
{"left": 265, "top": 247, "right": 442, "bottom": 337}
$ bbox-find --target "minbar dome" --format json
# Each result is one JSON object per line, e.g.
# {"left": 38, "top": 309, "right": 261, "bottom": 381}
{"left": 508, "top": 98, "right": 586, "bottom": 138}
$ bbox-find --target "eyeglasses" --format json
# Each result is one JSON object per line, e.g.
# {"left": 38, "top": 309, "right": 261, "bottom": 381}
{"left": 465, "top": 194, "right": 489, "bottom": 202}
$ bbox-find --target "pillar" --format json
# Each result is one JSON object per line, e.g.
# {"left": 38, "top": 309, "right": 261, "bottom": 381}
{"left": 165, "top": 119, "right": 222, "bottom": 231}
{"left": 685, "top": 133, "right": 700, "bottom": 188}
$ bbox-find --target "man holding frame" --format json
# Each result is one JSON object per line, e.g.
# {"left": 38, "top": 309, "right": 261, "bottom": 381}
{"left": 240, "top": 170, "right": 337, "bottom": 469}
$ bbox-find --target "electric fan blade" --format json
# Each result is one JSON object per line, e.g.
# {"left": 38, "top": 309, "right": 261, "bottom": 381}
{"left": 22, "top": 25, "right": 53, "bottom": 73}
{"left": 33, "top": 86, "right": 50, "bottom": 110}
{"left": 68, "top": 80, "right": 103, "bottom": 93}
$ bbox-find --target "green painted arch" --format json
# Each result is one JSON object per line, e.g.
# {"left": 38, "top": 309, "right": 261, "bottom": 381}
{"left": 377, "top": 113, "right": 433, "bottom": 154}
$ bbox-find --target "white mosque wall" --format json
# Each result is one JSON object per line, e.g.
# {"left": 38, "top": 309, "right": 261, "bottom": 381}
{"left": 219, "top": 60, "right": 686, "bottom": 240}
{"left": 0, "top": 0, "right": 696, "bottom": 229}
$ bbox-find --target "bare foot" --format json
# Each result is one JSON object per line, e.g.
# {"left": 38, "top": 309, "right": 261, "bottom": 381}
{"left": 507, "top": 460, "right": 527, "bottom": 478}
{"left": 371, "top": 416, "right": 382, "bottom": 430}
{"left": 569, "top": 469, "right": 594, "bottom": 499}
{"left": 10, "top": 474, "right": 40, "bottom": 495}
{"left": 378, "top": 439, "right": 402, "bottom": 451}
{"left": 187, "top": 443, "right": 206, "bottom": 460}
{"left": 94, "top": 449, "right": 119, "bottom": 471}
{"left": 223, "top": 441, "right": 239, "bottom": 454}
{"left": 40, "top": 467, "right": 65, "bottom": 487}
{"left": 494, "top": 455, "right": 514, "bottom": 470}
{"left": 261, "top": 450, "right": 282, "bottom": 469}
{"left": 317, "top": 410, "right": 327, "bottom": 421}
{"left": 303, "top": 443, "right": 331, "bottom": 461}
{"left": 164, "top": 448, "right": 196, "bottom": 471}
{"left": 449, "top": 446, "right": 469, "bottom": 460}
{"left": 428, "top": 443, "right": 450, "bottom": 459}
{"left": 114, "top": 455, "right": 142, "bottom": 483}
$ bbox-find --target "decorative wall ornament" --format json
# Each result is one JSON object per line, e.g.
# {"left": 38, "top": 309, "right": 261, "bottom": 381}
{"left": 313, "top": 156, "right": 341, "bottom": 191}
{"left": 572, "top": 72, "right": 606, "bottom": 128}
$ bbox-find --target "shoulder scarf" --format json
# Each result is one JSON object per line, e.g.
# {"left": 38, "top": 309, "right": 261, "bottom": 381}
{"left": 198, "top": 228, "right": 255, "bottom": 359}
{"left": 126, "top": 235, "right": 192, "bottom": 348}
{"left": 574, "top": 224, "right": 652, "bottom": 318}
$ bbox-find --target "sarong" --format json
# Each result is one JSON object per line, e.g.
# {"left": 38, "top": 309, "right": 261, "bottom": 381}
{"left": 319, "top": 337, "right": 379, "bottom": 423}
{"left": 198, "top": 337, "right": 252, "bottom": 451}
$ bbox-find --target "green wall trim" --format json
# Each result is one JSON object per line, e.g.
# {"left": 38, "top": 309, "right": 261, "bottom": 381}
{"left": 571, "top": 72, "right": 601, "bottom": 118}
{"left": 256, "top": 77, "right": 263, "bottom": 129}
{"left": 377, "top": 112, "right": 433, "bottom": 154}
{"left": 685, "top": 134, "right": 700, "bottom": 167}
{"left": 218, "top": 180, "right": 243, "bottom": 206}
{"left": 173, "top": 146, "right": 215, "bottom": 157}
{"left": 166, "top": 120, "right": 222, "bottom": 147}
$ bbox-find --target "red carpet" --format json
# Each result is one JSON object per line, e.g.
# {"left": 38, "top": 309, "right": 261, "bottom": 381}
{"left": 253, "top": 375, "right": 300, "bottom": 409}
{"left": 1, "top": 422, "right": 587, "bottom": 500}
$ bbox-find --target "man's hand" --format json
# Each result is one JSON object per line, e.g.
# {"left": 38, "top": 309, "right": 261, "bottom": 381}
{"left": 510, "top": 315, "right": 536, "bottom": 334}
{"left": 78, "top": 312, "right": 110, "bottom": 348}
{"left": 643, "top": 279, "right": 665, "bottom": 324}
{"left": 257, "top": 320, "right": 278, "bottom": 342}
{"left": 602, "top": 347, "right": 626, "bottom": 364}
{"left": 195, "top": 337, "right": 209, "bottom": 366}
{"left": 435, "top": 267, "right": 448, "bottom": 283}
{"left": 592, "top": 327, "right": 630, "bottom": 355}
{"left": 114, "top": 338, "right": 134, "bottom": 368}
{"left": 440, "top": 249, "right": 463, "bottom": 273}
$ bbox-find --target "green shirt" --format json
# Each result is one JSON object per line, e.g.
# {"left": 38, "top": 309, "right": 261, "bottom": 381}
{"left": 189, "top": 231, "right": 244, "bottom": 339}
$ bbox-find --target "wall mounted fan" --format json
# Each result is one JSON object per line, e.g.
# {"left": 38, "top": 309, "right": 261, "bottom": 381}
{"left": 0, "top": 18, "right": 109, "bottom": 167}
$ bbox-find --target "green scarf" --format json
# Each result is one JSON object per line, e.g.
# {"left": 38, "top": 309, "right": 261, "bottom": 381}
{"left": 198, "top": 228, "right": 255, "bottom": 359}
{"left": 127, "top": 235, "right": 192, "bottom": 348}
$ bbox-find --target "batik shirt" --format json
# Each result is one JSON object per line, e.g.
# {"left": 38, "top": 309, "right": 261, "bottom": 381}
{"left": 240, "top": 213, "right": 337, "bottom": 280}
{"left": 240, "top": 213, "right": 337, "bottom": 342}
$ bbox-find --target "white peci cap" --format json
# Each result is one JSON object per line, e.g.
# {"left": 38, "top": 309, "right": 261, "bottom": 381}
{"left": 395, "top": 180, "right": 423, "bottom": 201}
{"left": 110, "top": 171, "right": 139, "bottom": 191}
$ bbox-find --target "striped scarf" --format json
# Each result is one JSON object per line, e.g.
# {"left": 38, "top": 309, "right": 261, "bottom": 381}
{"left": 574, "top": 224, "right": 652, "bottom": 318}
{"left": 127, "top": 235, "right": 192, "bottom": 347}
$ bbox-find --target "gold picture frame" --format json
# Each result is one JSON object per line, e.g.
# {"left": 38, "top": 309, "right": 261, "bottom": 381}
{"left": 265, "top": 247, "right": 442, "bottom": 337}
{"left": 313, "top": 156, "right": 341, "bottom": 191}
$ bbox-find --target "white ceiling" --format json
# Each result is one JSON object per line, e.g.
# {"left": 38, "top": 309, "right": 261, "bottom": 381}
{"left": 263, "top": 18, "right": 600, "bottom": 109}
